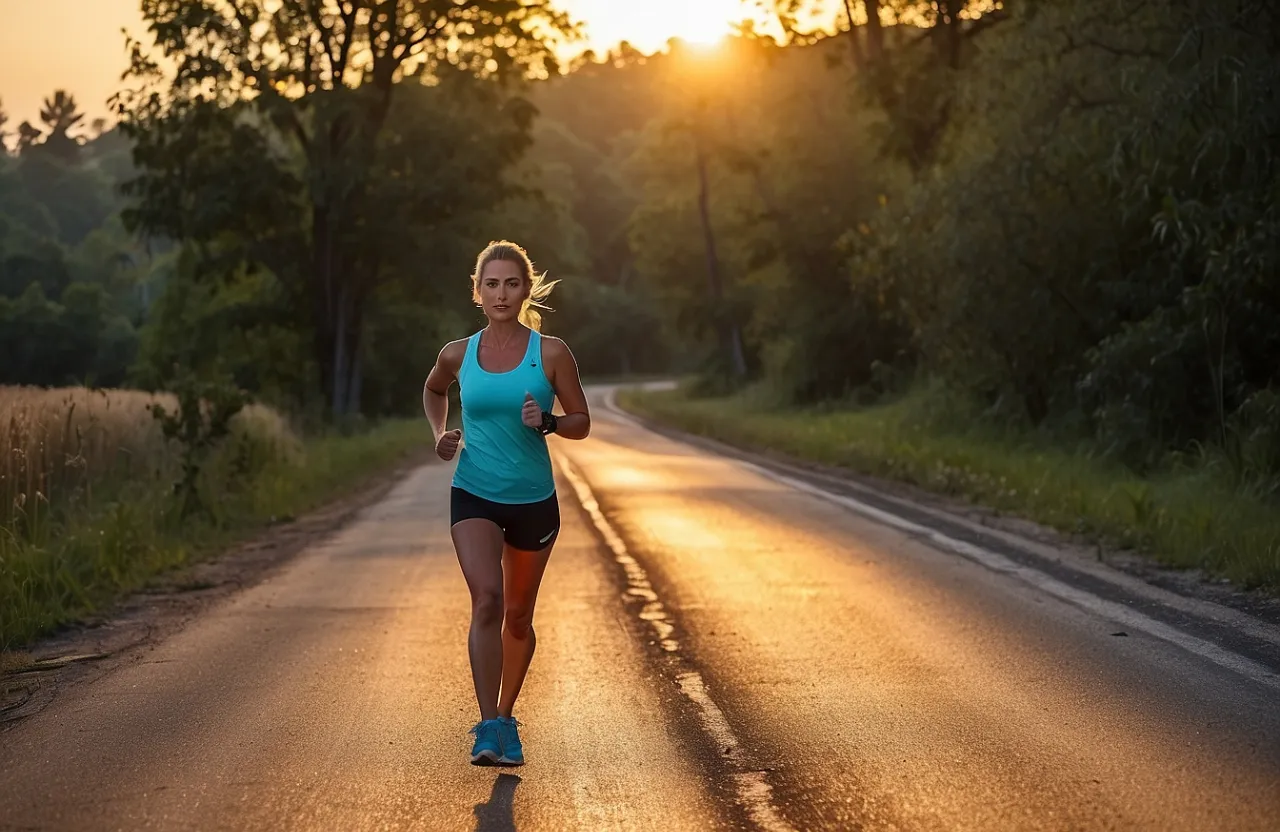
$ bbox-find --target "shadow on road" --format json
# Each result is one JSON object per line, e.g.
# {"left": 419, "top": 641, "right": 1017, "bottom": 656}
{"left": 473, "top": 772, "right": 521, "bottom": 832}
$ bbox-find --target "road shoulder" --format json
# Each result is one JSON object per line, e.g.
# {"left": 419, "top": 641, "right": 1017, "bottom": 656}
{"left": 604, "top": 386, "right": 1280, "bottom": 679}
{"left": 1, "top": 452, "right": 434, "bottom": 728}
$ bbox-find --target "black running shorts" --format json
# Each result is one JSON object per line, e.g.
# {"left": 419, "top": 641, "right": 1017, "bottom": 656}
{"left": 450, "top": 487, "right": 560, "bottom": 551}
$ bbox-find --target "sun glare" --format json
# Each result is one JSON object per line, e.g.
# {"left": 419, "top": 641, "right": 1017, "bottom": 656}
{"left": 570, "top": 0, "right": 754, "bottom": 54}
{"left": 667, "top": 1, "right": 743, "bottom": 45}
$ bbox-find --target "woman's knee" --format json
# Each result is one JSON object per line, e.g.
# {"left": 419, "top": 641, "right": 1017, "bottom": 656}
{"left": 471, "top": 589, "right": 504, "bottom": 625}
{"left": 504, "top": 604, "right": 535, "bottom": 639}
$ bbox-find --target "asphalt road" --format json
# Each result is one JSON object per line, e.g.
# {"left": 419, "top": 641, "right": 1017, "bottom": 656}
{"left": 2, "top": 386, "right": 1278, "bottom": 831}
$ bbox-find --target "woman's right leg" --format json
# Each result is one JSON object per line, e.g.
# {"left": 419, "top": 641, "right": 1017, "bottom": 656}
{"left": 451, "top": 518, "right": 506, "bottom": 721}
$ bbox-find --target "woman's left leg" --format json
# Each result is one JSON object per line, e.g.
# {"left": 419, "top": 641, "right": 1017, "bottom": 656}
{"left": 497, "top": 540, "right": 554, "bottom": 719}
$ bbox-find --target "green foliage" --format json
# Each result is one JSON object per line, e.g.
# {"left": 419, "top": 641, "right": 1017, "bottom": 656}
{"left": 37, "top": 90, "right": 88, "bottom": 164}
{"left": 533, "top": 0, "right": 1280, "bottom": 593}
{"left": 114, "top": 0, "right": 576, "bottom": 419}
{"left": 0, "top": 96, "right": 147, "bottom": 392}
{"left": 548, "top": 278, "right": 671, "bottom": 377}
{"left": 0, "top": 282, "right": 138, "bottom": 388}
{"left": 1224, "top": 388, "right": 1280, "bottom": 495}
{"left": 1086, "top": 0, "right": 1280, "bottom": 462}
{"left": 6, "top": 0, "right": 1276, "bottom": 526}
{"left": 0, "top": 407, "right": 430, "bottom": 650}
{"left": 621, "top": 385, "right": 1280, "bottom": 592}
{"left": 614, "top": 38, "right": 914, "bottom": 395}
{"left": 804, "top": 0, "right": 1280, "bottom": 481}
{"left": 131, "top": 250, "right": 316, "bottom": 414}
{"left": 16, "top": 145, "right": 114, "bottom": 245}
{"left": 0, "top": 233, "right": 72, "bottom": 300}
{"left": 146, "top": 367, "right": 250, "bottom": 520}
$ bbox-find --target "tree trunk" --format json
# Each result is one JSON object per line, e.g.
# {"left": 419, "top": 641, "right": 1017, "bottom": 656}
{"left": 935, "top": 0, "right": 963, "bottom": 68}
{"left": 342, "top": 288, "right": 368, "bottom": 418}
{"left": 341, "top": 256, "right": 377, "bottom": 419}
{"left": 693, "top": 123, "right": 747, "bottom": 379}
{"left": 306, "top": 91, "right": 392, "bottom": 422}
{"left": 861, "top": 0, "right": 898, "bottom": 113}
{"left": 863, "top": 0, "right": 885, "bottom": 63}
{"left": 843, "top": 0, "right": 865, "bottom": 71}
{"left": 331, "top": 284, "right": 350, "bottom": 421}
{"left": 313, "top": 205, "right": 340, "bottom": 417}
{"left": 346, "top": 338, "right": 363, "bottom": 417}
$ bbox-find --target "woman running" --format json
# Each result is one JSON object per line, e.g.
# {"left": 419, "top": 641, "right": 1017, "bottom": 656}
{"left": 422, "top": 240, "right": 591, "bottom": 766}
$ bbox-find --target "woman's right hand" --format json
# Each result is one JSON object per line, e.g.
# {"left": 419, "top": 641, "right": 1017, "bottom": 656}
{"left": 436, "top": 429, "right": 462, "bottom": 461}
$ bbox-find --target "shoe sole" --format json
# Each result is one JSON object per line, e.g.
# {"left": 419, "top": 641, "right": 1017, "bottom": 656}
{"left": 470, "top": 749, "right": 501, "bottom": 766}
{"left": 497, "top": 755, "right": 524, "bottom": 766}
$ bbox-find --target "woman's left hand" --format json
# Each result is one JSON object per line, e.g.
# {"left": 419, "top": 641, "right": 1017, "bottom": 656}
{"left": 522, "top": 392, "right": 542, "bottom": 429}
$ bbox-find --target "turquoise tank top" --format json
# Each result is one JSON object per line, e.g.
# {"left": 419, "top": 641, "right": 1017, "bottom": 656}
{"left": 452, "top": 328, "right": 556, "bottom": 504}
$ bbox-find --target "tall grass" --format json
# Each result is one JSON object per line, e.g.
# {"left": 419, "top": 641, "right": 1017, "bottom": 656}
{"left": 1, "top": 386, "right": 428, "bottom": 649}
{"left": 619, "top": 383, "right": 1280, "bottom": 594}
{"left": 2, "top": 386, "right": 167, "bottom": 533}
{"left": 0, "top": 386, "right": 295, "bottom": 530}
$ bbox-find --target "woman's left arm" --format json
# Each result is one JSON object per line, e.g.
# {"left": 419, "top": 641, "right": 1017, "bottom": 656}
{"left": 546, "top": 337, "right": 591, "bottom": 440}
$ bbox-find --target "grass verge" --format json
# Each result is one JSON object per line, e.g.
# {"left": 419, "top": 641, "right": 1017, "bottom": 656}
{"left": 1, "top": 387, "right": 431, "bottom": 651}
{"left": 618, "top": 384, "right": 1280, "bottom": 595}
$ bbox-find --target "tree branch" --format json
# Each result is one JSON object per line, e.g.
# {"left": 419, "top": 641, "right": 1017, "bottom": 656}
{"left": 842, "top": 0, "right": 866, "bottom": 71}
{"left": 300, "top": 0, "right": 337, "bottom": 89}
{"left": 333, "top": 0, "right": 363, "bottom": 88}
{"left": 865, "top": 0, "right": 885, "bottom": 63}
{"left": 396, "top": 15, "right": 444, "bottom": 61}
{"left": 1061, "top": 32, "right": 1167, "bottom": 61}
{"left": 226, "top": 0, "right": 273, "bottom": 94}
{"left": 372, "top": 0, "right": 401, "bottom": 91}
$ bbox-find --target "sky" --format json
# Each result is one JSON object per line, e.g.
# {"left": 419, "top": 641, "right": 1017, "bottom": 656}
{"left": 0, "top": 0, "right": 821, "bottom": 133}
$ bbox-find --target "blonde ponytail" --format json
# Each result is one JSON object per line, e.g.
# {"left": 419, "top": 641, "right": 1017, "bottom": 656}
{"left": 519, "top": 269, "right": 559, "bottom": 331}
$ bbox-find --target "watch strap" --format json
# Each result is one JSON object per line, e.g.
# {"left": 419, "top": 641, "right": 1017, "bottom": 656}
{"left": 539, "top": 411, "right": 558, "bottom": 436}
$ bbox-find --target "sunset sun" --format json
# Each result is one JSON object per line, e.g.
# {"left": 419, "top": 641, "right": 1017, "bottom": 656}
{"left": 565, "top": 0, "right": 755, "bottom": 54}
{"left": 663, "top": 1, "right": 744, "bottom": 45}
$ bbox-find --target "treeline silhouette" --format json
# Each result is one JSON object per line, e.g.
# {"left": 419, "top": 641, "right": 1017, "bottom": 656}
{"left": 1, "top": 0, "right": 1276, "bottom": 486}
{"left": 534, "top": 0, "right": 1280, "bottom": 484}
{"left": 0, "top": 92, "right": 143, "bottom": 389}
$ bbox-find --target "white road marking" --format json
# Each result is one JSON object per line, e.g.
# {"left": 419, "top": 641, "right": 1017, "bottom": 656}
{"left": 558, "top": 456, "right": 794, "bottom": 832}
{"left": 742, "top": 462, "right": 1280, "bottom": 693}
{"left": 598, "top": 388, "right": 1280, "bottom": 694}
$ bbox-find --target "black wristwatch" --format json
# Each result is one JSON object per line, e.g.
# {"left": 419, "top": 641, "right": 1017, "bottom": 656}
{"left": 537, "top": 411, "right": 558, "bottom": 436}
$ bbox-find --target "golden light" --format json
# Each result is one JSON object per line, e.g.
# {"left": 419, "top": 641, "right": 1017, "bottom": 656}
{"left": 663, "top": 0, "right": 745, "bottom": 46}
{"left": 564, "top": 0, "right": 755, "bottom": 54}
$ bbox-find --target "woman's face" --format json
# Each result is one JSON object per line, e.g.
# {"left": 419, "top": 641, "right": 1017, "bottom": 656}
{"left": 478, "top": 259, "right": 528, "bottom": 324}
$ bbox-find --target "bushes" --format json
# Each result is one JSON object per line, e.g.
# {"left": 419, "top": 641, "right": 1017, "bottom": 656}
{"left": 827, "top": 0, "right": 1280, "bottom": 486}
{"left": 621, "top": 384, "right": 1280, "bottom": 592}
{"left": 0, "top": 384, "right": 429, "bottom": 649}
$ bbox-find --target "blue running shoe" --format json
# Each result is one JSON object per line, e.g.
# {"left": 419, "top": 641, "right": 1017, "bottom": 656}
{"left": 497, "top": 716, "right": 524, "bottom": 766}
{"left": 469, "top": 719, "right": 502, "bottom": 766}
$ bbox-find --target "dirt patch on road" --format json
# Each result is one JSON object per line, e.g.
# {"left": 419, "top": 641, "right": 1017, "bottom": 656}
{"left": 1, "top": 453, "right": 434, "bottom": 729}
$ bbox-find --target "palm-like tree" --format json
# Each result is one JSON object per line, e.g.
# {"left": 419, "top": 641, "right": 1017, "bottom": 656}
{"left": 38, "top": 90, "right": 85, "bottom": 161}
{"left": 16, "top": 121, "right": 42, "bottom": 154}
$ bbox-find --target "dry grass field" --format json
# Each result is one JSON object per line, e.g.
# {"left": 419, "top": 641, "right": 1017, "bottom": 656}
{"left": 1, "top": 385, "right": 427, "bottom": 649}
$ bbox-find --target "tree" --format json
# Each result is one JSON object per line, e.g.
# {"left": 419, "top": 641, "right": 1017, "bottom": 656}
{"left": 16, "top": 122, "right": 41, "bottom": 154}
{"left": 1081, "top": 0, "right": 1280, "bottom": 463}
{"left": 15, "top": 123, "right": 117, "bottom": 246}
{"left": 766, "top": 1, "right": 1007, "bottom": 169}
{"left": 690, "top": 93, "right": 747, "bottom": 380}
{"left": 662, "top": 43, "right": 760, "bottom": 381}
{"left": 115, "top": 0, "right": 577, "bottom": 418}
{"left": 39, "top": 90, "right": 86, "bottom": 162}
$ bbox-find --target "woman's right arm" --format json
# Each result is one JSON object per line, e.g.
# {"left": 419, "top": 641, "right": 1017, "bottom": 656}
{"left": 424, "top": 341, "right": 464, "bottom": 453}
